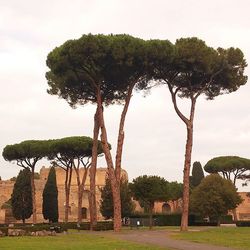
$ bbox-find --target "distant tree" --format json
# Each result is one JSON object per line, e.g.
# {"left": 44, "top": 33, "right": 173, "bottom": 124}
{"left": 10, "top": 177, "right": 17, "bottom": 181}
{"left": 168, "top": 181, "right": 183, "bottom": 211}
{"left": 190, "top": 174, "right": 242, "bottom": 224}
{"left": 48, "top": 136, "right": 104, "bottom": 223}
{"left": 190, "top": 161, "right": 204, "bottom": 187}
{"left": 150, "top": 38, "right": 247, "bottom": 230}
{"left": 11, "top": 169, "right": 33, "bottom": 224}
{"left": 42, "top": 166, "right": 58, "bottom": 223}
{"left": 204, "top": 156, "right": 250, "bottom": 185}
{"left": 130, "top": 175, "right": 169, "bottom": 229}
{"left": 3, "top": 140, "right": 49, "bottom": 223}
{"left": 100, "top": 177, "right": 134, "bottom": 219}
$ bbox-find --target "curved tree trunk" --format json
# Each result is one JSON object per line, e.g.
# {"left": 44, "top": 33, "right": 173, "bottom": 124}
{"left": 89, "top": 108, "right": 99, "bottom": 230}
{"left": 180, "top": 126, "right": 193, "bottom": 231}
{"left": 31, "top": 167, "right": 37, "bottom": 224}
{"left": 167, "top": 83, "right": 196, "bottom": 231}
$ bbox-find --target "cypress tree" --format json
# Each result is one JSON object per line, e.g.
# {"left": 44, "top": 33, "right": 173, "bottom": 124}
{"left": 42, "top": 167, "right": 58, "bottom": 222}
{"left": 11, "top": 169, "right": 33, "bottom": 224}
{"left": 191, "top": 161, "right": 205, "bottom": 187}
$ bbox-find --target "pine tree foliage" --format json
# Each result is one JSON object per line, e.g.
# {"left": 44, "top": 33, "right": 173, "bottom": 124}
{"left": 11, "top": 169, "right": 33, "bottom": 223}
{"left": 42, "top": 166, "right": 58, "bottom": 222}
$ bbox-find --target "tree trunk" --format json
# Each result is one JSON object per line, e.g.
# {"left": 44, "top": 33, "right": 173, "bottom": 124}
{"left": 180, "top": 126, "right": 193, "bottom": 231}
{"left": 31, "top": 167, "right": 37, "bottom": 224}
{"left": 115, "top": 82, "right": 135, "bottom": 184}
{"left": 65, "top": 187, "right": 69, "bottom": 223}
{"left": 64, "top": 166, "right": 72, "bottom": 223}
{"left": 149, "top": 203, "right": 154, "bottom": 230}
{"left": 75, "top": 169, "right": 82, "bottom": 223}
{"left": 89, "top": 108, "right": 99, "bottom": 230}
{"left": 167, "top": 84, "right": 196, "bottom": 232}
{"left": 96, "top": 89, "right": 121, "bottom": 232}
{"left": 78, "top": 184, "right": 83, "bottom": 224}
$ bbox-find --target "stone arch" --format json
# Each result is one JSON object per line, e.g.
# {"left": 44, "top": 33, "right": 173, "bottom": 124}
{"left": 162, "top": 203, "right": 171, "bottom": 213}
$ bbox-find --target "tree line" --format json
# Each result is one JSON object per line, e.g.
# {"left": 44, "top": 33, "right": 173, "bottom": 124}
{"left": 3, "top": 33, "right": 248, "bottom": 231}
{"left": 2, "top": 136, "right": 103, "bottom": 226}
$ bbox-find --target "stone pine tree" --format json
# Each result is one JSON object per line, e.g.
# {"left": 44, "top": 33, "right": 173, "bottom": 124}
{"left": 130, "top": 175, "right": 169, "bottom": 229}
{"left": 42, "top": 166, "right": 58, "bottom": 223}
{"left": 190, "top": 161, "right": 204, "bottom": 187}
{"left": 204, "top": 156, "right": 250, "bottom": 185}
{"left": 46, "top": 34, "right": 148, "bottom": 231}
{"left": 48, "top": 136, "right": 104, "bottom": 224}
{"left": 11, "top": 169, "right": 33, "bottom": 224}
{"left": 149, "top": 37, "right": 247, "bottom": 231}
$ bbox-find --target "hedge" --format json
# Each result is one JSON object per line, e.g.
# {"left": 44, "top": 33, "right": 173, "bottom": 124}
{"left": 236, "top": 221, "right": 250, "bottom": 227}
{"left": 0, "top": 221, "right": 114, "bottom": 235}
{"left": 129, "top": 213, "right": 229, "bottom": 226}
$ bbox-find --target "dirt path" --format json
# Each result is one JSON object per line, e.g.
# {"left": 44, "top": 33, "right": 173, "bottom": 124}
{"left": 90, "top": 229, "right": 237, "bottom": 250}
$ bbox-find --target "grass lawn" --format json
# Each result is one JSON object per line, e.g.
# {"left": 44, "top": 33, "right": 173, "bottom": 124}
{"left": 172, "top": 227, "right": 250, "bottom": 250}
{"left": 0, "top": 232, "right": 166, "bottom": 250}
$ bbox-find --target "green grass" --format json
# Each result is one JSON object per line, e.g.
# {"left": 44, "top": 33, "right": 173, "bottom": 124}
{"left": 0, "top": 232, "right": 166, "bottom": 250}
{"left": 172, "top": 227, "right": 250, "bottom": 250}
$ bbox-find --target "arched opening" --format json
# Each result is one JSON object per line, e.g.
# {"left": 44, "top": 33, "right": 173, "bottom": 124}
{"left": 162, "top": 203, "right": 171, "bottom": 213}
{"left": 81, "top": 207, "right": 87, "bottom": 219}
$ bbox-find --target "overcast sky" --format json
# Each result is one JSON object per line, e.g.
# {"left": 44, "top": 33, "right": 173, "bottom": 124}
{"left": 1, "top": 0, "right": 250, "bottom": 191}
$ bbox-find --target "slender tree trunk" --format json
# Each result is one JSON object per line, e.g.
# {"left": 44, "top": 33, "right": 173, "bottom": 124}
{"left": 115, "top": 83, "right": 135, "bottom": 184}
{"left": 31, "top": 167, "right": 37, "bottom": 224}
{"left": 181, "top": 126, "right": 193, "bottom": 231}
{"left": 65, "top": 166, "right": 72, "bottom": 223}
{"left": 149, "top": 203, "right": 154, "bottom": 230}
{"left": 64, "top": 169, "right": 69, "bottom": 223}
{"left": 96, "top": 89, "right": 121, "bottom": 232}
{"left": 89, "top": 108, "right": 99, "bottom": 230}
{"left": 77, "top": 184, "right": 83, "bottom": 223}
{"left": 167, "top": 84, "right": 196, "bottom": 232}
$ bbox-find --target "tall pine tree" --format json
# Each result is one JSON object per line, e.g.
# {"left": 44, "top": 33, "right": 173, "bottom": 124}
{"left": 42, "top": 167, "right": 58, "bottom": 222}
{"left": 11, "top": 169, "right": 33, "bottom": 224}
